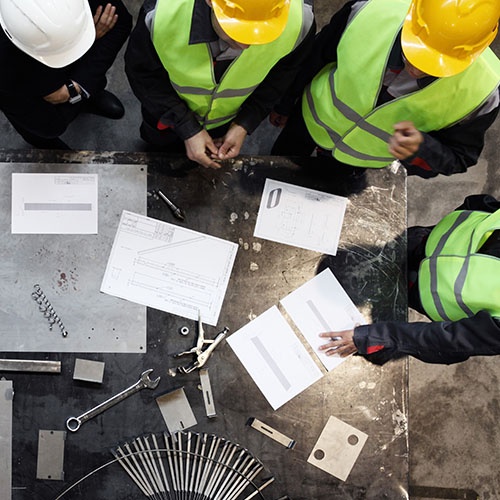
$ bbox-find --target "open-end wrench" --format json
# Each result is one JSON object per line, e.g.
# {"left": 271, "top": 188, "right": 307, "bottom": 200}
{"left": 66, "top": 369, "right": 160, "bottom": 432}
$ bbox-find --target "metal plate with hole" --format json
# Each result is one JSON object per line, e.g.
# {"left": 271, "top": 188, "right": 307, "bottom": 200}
{"left": 36, "top": 430, "right": 66, "bottom": 481}
{"left": 307, "top": 415, "right": 368, "bottom": 481}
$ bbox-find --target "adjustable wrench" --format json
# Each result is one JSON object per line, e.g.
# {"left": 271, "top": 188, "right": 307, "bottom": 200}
{"left": 66, "top": 369, "right": 160, "bottom": 432}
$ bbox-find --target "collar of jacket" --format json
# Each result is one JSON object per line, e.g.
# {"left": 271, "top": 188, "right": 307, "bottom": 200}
{"left": 189, "top": 0, "right": 219, "bottom": 45}
{"left": 388, "top": 31, "right": 436, "bottom": 89}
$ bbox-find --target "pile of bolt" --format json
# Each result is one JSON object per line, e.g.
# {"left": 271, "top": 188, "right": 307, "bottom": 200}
{"left": 31, "top": 284, "right": 68, "bottom": 337}
{"left": 111, "top": 431, "right": 275, "bottom": 500}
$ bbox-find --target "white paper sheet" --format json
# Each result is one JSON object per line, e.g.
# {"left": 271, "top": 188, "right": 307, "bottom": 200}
{"left": 11, "top": 173, "right": 98, "bottom": 234}
{"left": 280, "top": 269, "right": 365, "bottom": 371}
{"left": 254, "top": 179, "right": 347, "bottom": 256}
{"left": 100, "top": 211, "right": 238, "bottom": 326}
{"left": 227, "top": 306, "right": 323, "bottom": 410}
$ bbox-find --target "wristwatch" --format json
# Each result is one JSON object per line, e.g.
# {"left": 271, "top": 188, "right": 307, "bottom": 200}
{"left": 66, "top": 81, "right": 82, "bottom": 104}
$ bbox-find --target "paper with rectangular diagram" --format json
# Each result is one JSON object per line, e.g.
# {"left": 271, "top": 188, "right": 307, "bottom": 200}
{"left": 101, "top": 211, "right": 238, "bottom": 326}
{"left": 281, "top": 268, "right": 366, "bottom": 372}
{"left": 226, "top": 306, "right": 323, "bottom": 410}
{"left": 11, "top": 173, "right": 98, "bottom": 234}
{"left": 228, "top": 269, "right": 365, "bottom": 409}
{"left": 254, "top": 179, "right": 347, "bottom": 256}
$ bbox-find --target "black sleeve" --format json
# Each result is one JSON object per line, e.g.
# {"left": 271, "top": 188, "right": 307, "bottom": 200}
{"left": 234, "top": 19, "right": 316, "bottom": 134}
{"left": 455, "top": 194, "right": 500, "bottom": 212}
{"left": 353, "top": 310, "right": 500, "bottom": 365}
{"left": 70, "top": 0, "right": 132, "bottom": 95}
{"left": 124, "top": 5, "right": 202, "bottom": 140}
{"left": 403, "top": 92, "right": 500, "bottom": 178}
{"left": 272, "top": 1, "right": 356, "bottom": 116}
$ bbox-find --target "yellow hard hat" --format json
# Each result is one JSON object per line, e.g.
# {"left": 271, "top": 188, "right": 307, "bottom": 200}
{"left": 211, "top": 0, "right": 291, "bottom": 45}
{"left": 401, "top": 0, "right": 500, "bottom": 77}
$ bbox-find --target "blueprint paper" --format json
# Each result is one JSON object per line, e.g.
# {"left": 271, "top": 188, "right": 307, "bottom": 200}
{"left": 254, "top": 179, "right": 347, "bottom": 255}
{"left": 280, "top": 269, "right": 365, "bottom": 371}
{"left": 12, "top": 173, "right": 98, "bottom": 234}
{"left": 101, "top": 211, "right": 238, "bottom": 326}
{"left": 227, "top": 306, "right": 323, "bottom": 410}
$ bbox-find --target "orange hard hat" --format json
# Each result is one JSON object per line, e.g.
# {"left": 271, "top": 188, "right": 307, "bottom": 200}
{"left": 211, "top": 0, "right": 291, "bottom": 45}
{"left": 401, "top": 0, "right": 500, "bottom": 77}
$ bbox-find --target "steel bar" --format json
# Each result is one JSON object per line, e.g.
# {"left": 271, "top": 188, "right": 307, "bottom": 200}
{"left": 132, "top": 438, "right": 163, "bottom": 499}
{"left": 241, "top": 477, "right": 275, "bottom": 500}
{"left": 0, "top": 359, "right": 61, "bottom": 373}
{"left": 112, "top": 446, "right": 152, "bottom": 498}
{"left": 151, "top": 434, "right": 173, "bottom": 499}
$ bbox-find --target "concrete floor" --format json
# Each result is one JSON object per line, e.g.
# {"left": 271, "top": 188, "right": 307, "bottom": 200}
{"left": 1, "top": 1, "right": 499, "bottom": 498}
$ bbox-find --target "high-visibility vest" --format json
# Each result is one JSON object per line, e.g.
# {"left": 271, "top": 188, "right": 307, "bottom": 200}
{"left": 302, "top": 0, "right": 500, "bottom": 168}
{"left": 151, "top": 0, "right": 304, "bottom": 130}
{"left": 419, "top": 209, "right": 500, "bottom": 321}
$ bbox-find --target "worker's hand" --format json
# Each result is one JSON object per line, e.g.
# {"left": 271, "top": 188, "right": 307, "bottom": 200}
{"left": 43, "top": 81, "right": 82, "bottom": 104}
{"left": 185, "top": 130, "right": 222, "bottom": 169}
{"left": 388, "top": 121, "right": 423, "bottom": 160}
{"left": 213, "top": 123, "right": 247, "bottom": 160}
{"left": 318, "top": 329, "right": 357, "bottom": 357}
{"left": 269, "top": 111, "right": 288, "bottom": 128}
{"left": 94, "top": 3, "right": 118, "bottom": 39}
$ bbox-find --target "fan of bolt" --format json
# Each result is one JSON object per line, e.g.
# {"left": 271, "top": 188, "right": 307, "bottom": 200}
{"left": 111, "top": 431, "right": 274, "bottom": 500}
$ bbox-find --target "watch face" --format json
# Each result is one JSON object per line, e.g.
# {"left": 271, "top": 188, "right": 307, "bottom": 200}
{"left": 69, "top": 94, "right": 82, "bottom": 104}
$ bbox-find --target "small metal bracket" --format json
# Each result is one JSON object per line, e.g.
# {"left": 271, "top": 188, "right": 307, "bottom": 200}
{"left": 199, "top": 369, "right": 216, "bottom": 418}
{"left": 247, "top": 417, "right": 296, "bottom": 449}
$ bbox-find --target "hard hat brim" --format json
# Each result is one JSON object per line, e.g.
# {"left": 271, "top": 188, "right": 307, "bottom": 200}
{"left": 401, "top": 14, "right": 473, "bottom": 77}
{"left": 212, "top": 2, "right": 290, "bottom": 45}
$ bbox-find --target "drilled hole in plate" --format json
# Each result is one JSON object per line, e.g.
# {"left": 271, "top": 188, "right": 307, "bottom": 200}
{"left": 348, "top": 434, "right": 359, "bottom": 446}
{"left": 313, "top": 449, "right": 325, "bottom": 460}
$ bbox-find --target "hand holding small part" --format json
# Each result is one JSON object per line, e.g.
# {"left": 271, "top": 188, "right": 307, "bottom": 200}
{"left": 388, "top": 121, "right": 423, "bottom": 160}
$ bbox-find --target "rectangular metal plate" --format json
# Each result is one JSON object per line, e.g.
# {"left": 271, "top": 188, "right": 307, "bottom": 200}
{"left": 73, "top": 358, "right": 105, "bottom": 383}
{"left": 0, "top": 163, "right": 146, "bottom": 352}
{"left": 307, "top": 416, "right": 368, "bottom": 481}
{"left": 0, "top": 380, "right": 13, "bottom": 500}
{"left": 36, "top": 430, "right": 66, "bottom": 481}
{"left": 156, "top": 388, "right": 197, "bottom": 434}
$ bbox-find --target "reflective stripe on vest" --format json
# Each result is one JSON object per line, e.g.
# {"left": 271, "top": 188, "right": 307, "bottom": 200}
{"left": 152, "top": 0, "right": 303, "bottom": 129}
{"left": 302, "top": 0, "right": 500, "bottom": 168}
{"left": 419, "top": 210, "right": 500, "bottom": 321}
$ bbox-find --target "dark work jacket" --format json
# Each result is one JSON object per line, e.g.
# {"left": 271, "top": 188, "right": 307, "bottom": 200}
{"left": 0, "top": 0, "right": 132, "bottom": 98}
{"left": 354, "top": 195, "right": 500, "bottom": 365}
{"left": 125, "top": 0, "right": 316, "bottom": 141}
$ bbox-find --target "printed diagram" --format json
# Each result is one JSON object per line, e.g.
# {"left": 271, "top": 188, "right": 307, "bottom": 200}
{"left": 101, "top": 211, "right": 238, "bottom": 325}
{"left": 254, "top": 179, "right": 347, "bottom": 256}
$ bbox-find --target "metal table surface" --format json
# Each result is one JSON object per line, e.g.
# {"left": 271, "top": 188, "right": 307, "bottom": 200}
{"left": 1, "top": 150, "right": 408, "bottom": 500}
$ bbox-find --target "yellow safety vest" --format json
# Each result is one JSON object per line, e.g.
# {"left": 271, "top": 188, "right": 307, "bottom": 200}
{"left": 419, "top": 209, "right": 500, "bottom": 321}
{"left": 152, "top": 0, "right": 304, "bottom": 129}
{"left": 302, "top": 0, "right": 500, "bottom": 168}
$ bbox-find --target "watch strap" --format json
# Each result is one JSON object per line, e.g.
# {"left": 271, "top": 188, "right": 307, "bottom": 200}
{"left": 66, "top": 81, "right": 82, "bottom": 104}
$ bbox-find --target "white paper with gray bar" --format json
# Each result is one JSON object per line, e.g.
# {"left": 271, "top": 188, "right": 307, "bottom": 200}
{"left": 11, "top": 173, "right": 98, "bottom": 234}
{"left": 280, "top": 269, "right": 365, "bottom": 371}
{"left": 227, "top": 306, "right": 322, "bottom": 410}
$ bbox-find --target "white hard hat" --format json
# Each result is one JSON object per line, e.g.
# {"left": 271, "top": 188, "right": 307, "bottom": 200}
{"left": 0, "top": 0, "right": 96, "bottom": 68}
